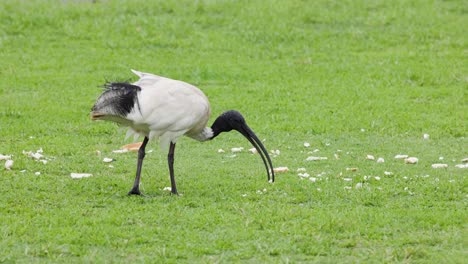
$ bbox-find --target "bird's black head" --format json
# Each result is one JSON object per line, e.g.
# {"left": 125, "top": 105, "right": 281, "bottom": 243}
{"left": 211, "top": 110, "right": 245, "bottom": 137}
{"left": 210, "top": 110, "right": 275, "bottom": 182}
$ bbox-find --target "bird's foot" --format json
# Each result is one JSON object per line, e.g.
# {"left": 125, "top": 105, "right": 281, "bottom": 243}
{"left": 128, "top": 188, "right": 142, "bottom": 195}
{"left": 171, "top": 189, "right": 179, "bottom": 196}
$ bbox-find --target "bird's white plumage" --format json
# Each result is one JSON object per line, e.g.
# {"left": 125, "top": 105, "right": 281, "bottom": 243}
{"left": 92, "top": 70, "right": 275, "bottom": 194}
{"left": 125, "top": 70, "right": 212, "bottom": 150}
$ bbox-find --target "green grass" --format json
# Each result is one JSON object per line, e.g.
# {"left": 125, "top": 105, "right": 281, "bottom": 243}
{"left": 0, "top": 0, "right": 467, "bottom": 262}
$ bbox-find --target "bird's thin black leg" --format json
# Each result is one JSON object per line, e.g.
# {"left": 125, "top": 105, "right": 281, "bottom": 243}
{"left": 128, "top": 136, "right": 149, "bottom": 195}
{"left": 168, "top": 142, "right": 178, "bottom": 195}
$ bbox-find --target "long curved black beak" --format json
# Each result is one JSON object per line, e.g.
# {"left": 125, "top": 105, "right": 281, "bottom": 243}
{"left": 210, "top": 110, "right": 275, "bottom": 182}
{"left": 235, "top": 124, "right": 275, "bottom": 182}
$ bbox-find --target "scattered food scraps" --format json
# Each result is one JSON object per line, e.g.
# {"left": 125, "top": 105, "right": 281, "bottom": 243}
{"left": 112, "top": 149, "right": 128, "bottom": 154}
{"left": 248, "top": 148, "right": 257, "bottom": 154}
{"left": 35, "top": 172, "right": 41, "bottom": 176}
{"left": 423, "top": 133, "right": 430, "bottom": 140}
{"left": 366, "top": 155, "right": 375, "bottom": 160}
{"left": 394, "top": 154, "right": 409, "bottom": 159}
{"left": 461, "top": 158, "right": 468, "bottom": 163}
{"left": 346, "top": 167, "right": 358, "bottom": 171}
{"left": 431, "top": 163, "right": 448, "bottom": 169}
{"left": 343, "top": 178, "right": 352, "bottom": 182}
{"left": 121, "top": 142, "right": 142, "bottom": 152}
{"left": 163, "top": 187, "right": 172, "bottom": 191}
{"left": 303, "top": 142, "right": 310, "bottom": 147}
{"left": 4, "top": 160, "right": 13, "bottom": 170}
{"left": 455, "top": 164, "right": 468, "bottom": 169}
{"left": 70, "top": 173, "right": 93, "bottom": 179}
{"left": 296, "top": 168, "right": 306, "bottom": 172}
{"left": 377, "top": 157, "right": 385, "bottom": 163}
{"left": 0, "top": 154, "right": 12, "bottom": 160}
{"left": 273, "top": 167, "right": 289, "bottom": 173}
{"left": 231, "top": 147, "right": 244, "bottom": 153}
{"left": 404, "top": 157, "right": 419, "bottom": 164}
{"left": 309, "top": 177, "right": 317, "bottom": 182}
{"left": 384, "top": 171, "right": 393, "bottom": 176}
{"left": 306, "top": 156, "right": 328, "bottom": 161}
{"left": 103, "top": 157, "right": 114, "bottom": 163}
{"left": 271, "top": 149, "right": 280, "bottom": 155}
{"left": 217, "top": 149, "right": 225, "bottom": 153}
{"left": 298, "top": 173, "right": 310, "bottom": 178}
{"left": 22, "top": 150, "right": 43, "bottom": 160}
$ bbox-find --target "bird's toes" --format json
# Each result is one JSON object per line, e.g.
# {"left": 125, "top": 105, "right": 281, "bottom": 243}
{"left": 127, "top": 189, "right": 142, "bottom": 196}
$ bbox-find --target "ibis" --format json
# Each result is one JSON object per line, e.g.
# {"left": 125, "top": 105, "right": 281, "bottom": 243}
{"left": 91, "top": 70, "right": 275, "bottom": 195}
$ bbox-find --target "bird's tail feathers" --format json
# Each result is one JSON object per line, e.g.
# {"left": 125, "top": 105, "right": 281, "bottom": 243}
{"left": 131, "top": 69, "right": 145, "bottom": 78}
{"left": 131, "top": 69, "right": 162, "bottom": 79}
{"left": 125, "top": 128, "right": 141, "bottom": 142}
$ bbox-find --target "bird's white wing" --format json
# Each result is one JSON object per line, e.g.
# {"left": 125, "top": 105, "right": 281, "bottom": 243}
{"left": 131, "top": 69, "right": 162, "bottom": 79}
{"left": 131, "top": 69, "right": 167, "bottom": 88}
{"left": 127, "top": 77, "right": 211, "bottom": 150}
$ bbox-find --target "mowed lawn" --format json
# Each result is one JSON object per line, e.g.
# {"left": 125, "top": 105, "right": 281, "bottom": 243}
{"left": 0, "top": 0, "right": 466, "bottom": 262}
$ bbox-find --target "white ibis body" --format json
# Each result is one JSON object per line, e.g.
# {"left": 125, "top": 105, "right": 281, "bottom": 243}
{"left": 91, "top": 70, "right": 275, "bottom": 195}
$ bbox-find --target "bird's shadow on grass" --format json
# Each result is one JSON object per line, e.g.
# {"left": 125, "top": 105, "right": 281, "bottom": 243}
{"left": 89, "top": 191, "right": 180, "bottom": 208}
{"left": 124, "top": 191, "right": 181, "bottom": 200}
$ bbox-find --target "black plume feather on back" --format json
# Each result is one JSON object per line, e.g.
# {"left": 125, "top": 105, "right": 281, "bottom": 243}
{"left": 102, "top": 82, "right": 140, "bottom": 91}
{"left": 98, "top": 82, "right": 142, "bottom": 116}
